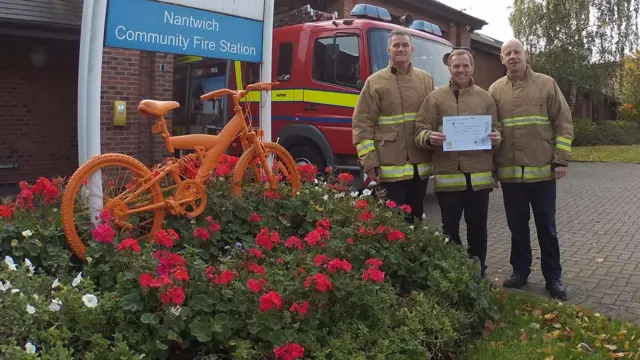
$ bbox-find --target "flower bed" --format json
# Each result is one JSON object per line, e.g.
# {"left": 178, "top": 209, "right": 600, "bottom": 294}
{"left": 0, "top": 161, "right": 496, "bottom": 359}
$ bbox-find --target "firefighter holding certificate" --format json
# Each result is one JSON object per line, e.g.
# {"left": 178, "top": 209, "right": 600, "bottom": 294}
{"left": 415, "top": 48, "right": 502, "bottom": 278}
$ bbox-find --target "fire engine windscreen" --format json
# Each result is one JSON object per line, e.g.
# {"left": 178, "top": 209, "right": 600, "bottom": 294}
{"left": 368, "top": 28, "right": 451, "bottom": 87}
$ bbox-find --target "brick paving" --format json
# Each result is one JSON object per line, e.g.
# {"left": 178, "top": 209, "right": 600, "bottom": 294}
{"left": 422, "top": 162, "right": 640, "bottom": 323}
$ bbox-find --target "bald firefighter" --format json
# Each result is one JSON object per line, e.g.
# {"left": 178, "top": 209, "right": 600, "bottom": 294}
{"left": 489, "top": 39, "right": 573, "bottom": 300}
{"left": 415, "top": 49, "right": 502, "bottom": 278}
{"left": 352, "top": 29, "right": 435, "bottom": 222}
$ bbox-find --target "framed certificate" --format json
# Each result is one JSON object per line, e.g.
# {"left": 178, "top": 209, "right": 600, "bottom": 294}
{"left": 442, "top": 115, "right": 492, "bottom": 151}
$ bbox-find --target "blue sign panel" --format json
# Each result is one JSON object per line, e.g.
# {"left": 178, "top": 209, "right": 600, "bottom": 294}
{"left": 104, "top": 0, "right": 263, "bottom": 62}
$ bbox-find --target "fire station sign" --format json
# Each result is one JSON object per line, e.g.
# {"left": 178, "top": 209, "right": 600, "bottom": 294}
{"left": 156, "top": 0, "right": 265, "bottom": 21}
{"left": 104, "top": 0, "right": 263, "bottom": 62}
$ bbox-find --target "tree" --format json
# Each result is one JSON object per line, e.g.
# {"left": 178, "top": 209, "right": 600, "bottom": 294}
{"left": 618, "top": 50, "right": 640, "bottom": 119}
{"left": 509, "top": 0, "right": 640, "bottom": 112}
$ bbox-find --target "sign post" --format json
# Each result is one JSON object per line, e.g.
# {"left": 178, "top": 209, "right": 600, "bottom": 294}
{"left": 260, "top": 0, "right": 274, "bottom": 143}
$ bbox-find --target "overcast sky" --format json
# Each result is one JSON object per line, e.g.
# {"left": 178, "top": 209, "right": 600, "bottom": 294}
{"left": 436, "top": 0, "right": 515, "bottom": 42}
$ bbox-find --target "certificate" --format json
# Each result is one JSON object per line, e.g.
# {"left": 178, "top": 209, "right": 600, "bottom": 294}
{"left": 442, "top": 115, "right": 492, "bottom": 151}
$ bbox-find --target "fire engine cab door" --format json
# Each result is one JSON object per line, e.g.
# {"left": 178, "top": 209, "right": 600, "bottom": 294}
{"left": 303, "top": 29, "right": 364, "bottom": 125}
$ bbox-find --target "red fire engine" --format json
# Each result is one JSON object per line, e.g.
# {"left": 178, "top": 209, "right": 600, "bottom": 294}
{"left": 227, "top": 4, "right": 454, "bottom": 188}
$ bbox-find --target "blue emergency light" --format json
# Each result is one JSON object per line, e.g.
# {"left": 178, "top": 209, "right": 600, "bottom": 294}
{"left": 410, "top": 20, "right": 443, "bottom": 36}
{"left": 349, "top": 4, "right": 392, "bottom": 22}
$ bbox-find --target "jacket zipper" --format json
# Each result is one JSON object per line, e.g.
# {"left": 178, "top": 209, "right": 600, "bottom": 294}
{"left": 396, "top": 73, "right": 409, "bottom": 161}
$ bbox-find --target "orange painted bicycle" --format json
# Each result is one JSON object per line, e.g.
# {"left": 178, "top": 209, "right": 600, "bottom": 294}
{"left": 60, "top": 81, "right": 300, "bottom": 261}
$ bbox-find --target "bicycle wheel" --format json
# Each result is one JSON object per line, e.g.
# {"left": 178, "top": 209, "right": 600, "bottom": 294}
{"left": 231, "top": 142, "right": 301, "bottom": 197}
{"left": 60, "top": 153, "right": 165, "bottom": 262}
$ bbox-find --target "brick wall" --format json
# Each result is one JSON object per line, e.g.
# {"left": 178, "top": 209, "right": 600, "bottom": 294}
{"left": 472, "top": 48, "right": 506, "bottom": 90}
{"left": 100, "top": 49, "right": 174, "bottom": 168}
{"left": 0, "top": 35, "right": 79, "bottom": 184}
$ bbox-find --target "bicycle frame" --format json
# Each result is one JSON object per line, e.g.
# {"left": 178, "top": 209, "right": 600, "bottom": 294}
{"left": 150, "top": 83, "right": 276, "bottom": 183}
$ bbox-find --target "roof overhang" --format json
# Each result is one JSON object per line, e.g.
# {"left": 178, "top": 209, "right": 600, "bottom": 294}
{"left": 399, "top": 0, "right": 488, "bottom": 30}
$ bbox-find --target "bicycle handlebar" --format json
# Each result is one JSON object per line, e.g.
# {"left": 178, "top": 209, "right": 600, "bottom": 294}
{"left": 200, "top": 82, "right": 279, "bottom": 101}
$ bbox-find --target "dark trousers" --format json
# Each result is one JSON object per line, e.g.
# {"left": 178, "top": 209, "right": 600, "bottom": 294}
{"left": 435, "top": 174, "right": 491, "bottom": 273}
{"left": 501, "top": 180, "right": 562, "bottom": 282}
{"left": 379, "top": 164, "right": 428, "bottom": 222}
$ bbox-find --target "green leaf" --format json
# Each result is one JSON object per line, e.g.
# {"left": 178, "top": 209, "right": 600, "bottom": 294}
{"left": 167, "top": 330, "right": 178, "bottom": 340}
{"left": 189, "top": 320, "right": 212, "bottom": 342}
{"left": 266, "top": 331, "right": 286, "bottom": 345}
{"left": 214, "top": 313, "right": 229, "bottom": 325}
{"left": 140, "top": 313, "right": 159, "bottom": 324}
{"left": 155, "top": 340, "right": 168, "bottom": 350}
{"left": 247, "top": 321, "right": 263, "bottom": 334}
{"left": 190, "top": 294, "right": 214, "bottom": 312}
{"left": 121, "top": 292, "right": 144, "bottom": 312}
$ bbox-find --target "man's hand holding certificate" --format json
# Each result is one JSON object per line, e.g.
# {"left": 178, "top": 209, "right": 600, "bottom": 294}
{"left": 429, "top": 115, "right": 500, "bottom": 151}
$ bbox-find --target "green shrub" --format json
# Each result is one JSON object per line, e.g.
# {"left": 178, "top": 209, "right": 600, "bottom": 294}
{"left": 0, "top": 163, "right": 496, "bottom": 359}
{"left": 573, "top": 118, "right": 640, "bottom": 146}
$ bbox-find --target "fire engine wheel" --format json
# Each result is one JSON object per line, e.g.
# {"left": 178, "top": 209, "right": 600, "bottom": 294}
{"left": 287, "top": 144, "right": 327, "bottom": 180}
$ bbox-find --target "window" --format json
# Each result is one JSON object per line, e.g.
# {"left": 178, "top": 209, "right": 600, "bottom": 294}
{"left": 367, "top": 28, "right": 451, "bottom": 88}
{"left": 243, "top": 62, "right": 261, "bottom": 86}
{"left": 312, "top": 34, "right": 360, "bottom": 88}
{"left": 277, "top": 42, "right": 293, "bottom": 81}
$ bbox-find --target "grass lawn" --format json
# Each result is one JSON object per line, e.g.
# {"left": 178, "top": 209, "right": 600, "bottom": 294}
{"left": 461, "top": 288, "right": 640, "bottom": 360}
{"left": 573, "top": 145, "right": 640, "bottom": 163}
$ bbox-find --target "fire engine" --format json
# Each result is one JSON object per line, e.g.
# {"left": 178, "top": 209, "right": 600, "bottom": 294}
{"left": 227, "top": 4, "right": 454, "bottom": 188}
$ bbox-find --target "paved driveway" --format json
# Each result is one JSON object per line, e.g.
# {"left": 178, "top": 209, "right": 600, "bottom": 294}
{"left": 423, "top": 162, "right": 640, "bottom": 323}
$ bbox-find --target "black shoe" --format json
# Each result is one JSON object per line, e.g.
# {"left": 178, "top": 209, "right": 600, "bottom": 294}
{"left": 546, "top": 279, "right": 568, "bottom": 300}
{"left": 502, "top": 272, "right": 528, "bottom": 288}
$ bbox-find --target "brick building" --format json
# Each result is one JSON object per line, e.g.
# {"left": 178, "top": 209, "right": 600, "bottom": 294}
{"left": 0, "top": 0, "right": 586, "bottom": 189}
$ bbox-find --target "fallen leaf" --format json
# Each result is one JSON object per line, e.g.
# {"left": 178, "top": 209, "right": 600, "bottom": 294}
{"left": 553, "top": 323, "right": 562, "bottom": 328}
{"left": 604, "top": 344, "right": 617, "bottom": 351}
{"left": 533, "top": 309, "right": 543, "bottom": 317}
{"left": 530, "top": 323, "right": 541, "bottom": 329}
{"left": 520, "top": 329, "right": 528, "bottom": 343}
{"left": 544, "top": 356, "right": 554, "bottom": 360}
{"left": 578, "top": 343, "right": 593, "bottom": 352}
{"left": 544, "top": 333, "right": 552, "bottom": 342}
{"left": 544, "top": 312, "right": 558, "bottom": 322}
{"left": 563, "top": 327, "right": 573, "bottom": 337}
{"left": 552, "top": 330, "right": 562, "bottom": 338}
{"left": 611, "top": 353, "right": 625, "bottom": 359}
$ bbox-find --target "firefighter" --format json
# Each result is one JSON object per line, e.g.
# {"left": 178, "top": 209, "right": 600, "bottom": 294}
{"left": 352, "top": 29, "right": 435, "bottom": 222}
{"left": 489, "top": 39, "right": 573, "bottom": 300}
{"left": 414, "top": 48, "right": 502, "bottom": 278}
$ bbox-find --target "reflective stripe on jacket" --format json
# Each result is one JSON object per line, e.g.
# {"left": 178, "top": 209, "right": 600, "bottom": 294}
{"left": 353, "top": 63, "right": 435, "bottom": 182}
{"left": 415, "top": 79, "right": 502, "bottom": 192}
{"left": 488, "top": 66, "right": 573, "bottom": 183}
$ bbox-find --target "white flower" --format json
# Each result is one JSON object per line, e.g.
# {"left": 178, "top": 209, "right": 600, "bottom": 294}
{"left": 350, "top": 191, "right": 359, "bottom": 197}
{"left": 52, "top": 278, "right": 60, "bottom": 289}
{"left": 82, "top": 294, "right": 98, "bottom": 308}
{"left": 21, "top": 230, "right": 33, "bottom": 238}
{"left": 32, "top": 294, "right": 39, "bottom": 301}
{"left": 26, "top": 304, "right": 36, "bottom": 314}
{"left": 322, "top": 194, "right": 329, "bottom": 200}
{"left": 25, "top": 342, "right": 36, "bottom": 354}
{"left": 4, "top": 256, "right": 17, "bottom": 271}
{"left": 72, "top": 272, "right": 83, "bottom": 287}
{"left": 0, "top": 280, "right": 10, "bottom": 292}
{"left": 11, "top": 289, "right": 20, "bottom": 294}
{"left": 170, "top": 306, "right": 181, "bottom": 316}
{"left": 48, "top": 299, "right": 62, "bottom": 312}
{"left": 361, "top": 189, "right": 372, "bottom": 196}
{"left": 24, "top": 258, "right": 35, "bottom": 274}
{"left": 409, "top": 225, "right": 415, "bottom": 231}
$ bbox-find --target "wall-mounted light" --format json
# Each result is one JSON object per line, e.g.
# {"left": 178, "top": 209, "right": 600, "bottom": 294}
{"left": 31, "top": 46, "right": 48, "bottom": 67}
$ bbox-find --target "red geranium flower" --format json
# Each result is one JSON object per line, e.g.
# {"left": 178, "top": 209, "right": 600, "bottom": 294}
{"left": 258, "top": 291, "right": 282, "bottom": 312}
{"left": 274, "top": 342, "right": 305, "bottom": 360}
{"left": 92, "top": 224, "right": 115, "bottom": 244}
{"left": 117, "top": 238, "right": 140, "bottom": 252}
{"left": 303, "top": 273, "right": 333, "bottom": 292}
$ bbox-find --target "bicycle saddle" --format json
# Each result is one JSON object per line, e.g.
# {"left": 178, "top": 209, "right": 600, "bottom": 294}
{"left": 138, "top": 100, "right": 180, "bottom": 117}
